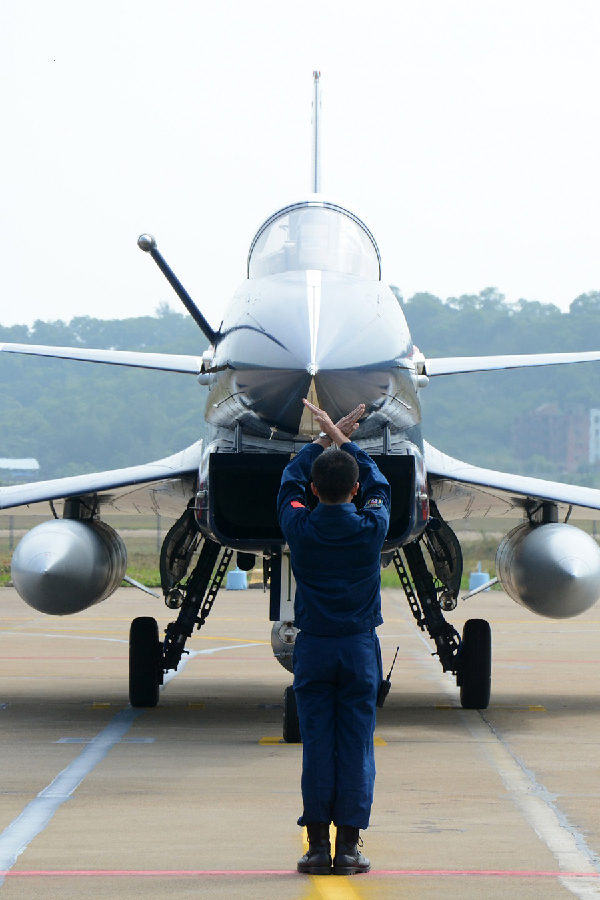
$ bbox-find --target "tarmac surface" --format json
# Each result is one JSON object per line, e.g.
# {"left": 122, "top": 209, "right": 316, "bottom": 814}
{"left": 1, "top": 584, "right": 600, "bottom": 899}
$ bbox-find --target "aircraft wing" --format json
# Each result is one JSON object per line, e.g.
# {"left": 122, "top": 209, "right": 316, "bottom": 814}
{"left": 425, "top": 441, "right": 600, "bottom": 521}
{"left": 0, "top": 441, "right": 204, "bottom": 516}
{"left": 425, "top": 350, "right": 600, "bottom": 377}
{"left": 0, "top": 342, "right": 205, "bottom": 375}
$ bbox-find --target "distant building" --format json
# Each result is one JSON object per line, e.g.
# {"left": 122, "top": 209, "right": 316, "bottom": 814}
{"left": 513, "top": 404, "right": 590, "bottom": 473}
{"left": 0, "top": 459, "right": 40, "bottom": 483}
{"left": 590, "top": 410, "right": 600, "bottom": 464}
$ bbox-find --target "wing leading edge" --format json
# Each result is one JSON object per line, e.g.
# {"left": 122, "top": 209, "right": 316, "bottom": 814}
{"left": 0, "top": 441, "right": 204, "bottom": 515}
{"left": 425, "top": 350, "right": 600, "bottom": 377}
{"left": 0, "top": 343, "right": 205, "bottom": 375}
{"left": 425, "top": 441, "right": 600, "bottom": 521}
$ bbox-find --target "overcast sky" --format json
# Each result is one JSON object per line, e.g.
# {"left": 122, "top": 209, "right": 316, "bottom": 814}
{"left": 1, "top": 1, "right": 599, "bottom": 331}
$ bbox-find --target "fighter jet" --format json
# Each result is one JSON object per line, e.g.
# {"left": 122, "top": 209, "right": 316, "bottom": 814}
{"left": 3, "top": 72, "right": 600, "bottom": 740}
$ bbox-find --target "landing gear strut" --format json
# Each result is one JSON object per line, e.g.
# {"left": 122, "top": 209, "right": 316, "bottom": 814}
{"left": 394, "top": 526, "right": 492, "bottom": 709}
{"left": 128, "top": 532, "right": 232, "bottom": 708}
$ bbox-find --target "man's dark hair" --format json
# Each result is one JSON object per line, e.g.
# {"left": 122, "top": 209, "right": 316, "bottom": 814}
{"left": 311, "top": 448, "right": 359, "bottom": 504}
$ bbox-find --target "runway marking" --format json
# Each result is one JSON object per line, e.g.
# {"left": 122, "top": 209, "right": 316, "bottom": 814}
{"left": 308, "top": 874, "right": 363, "bottom": 898}
{"left": 53, "top": 737, "right": 155, "bottom": 744}
{"left": 192, "top": 635, "right": 269, "bottom": 645}
{"left": 0, "top": 705, "right": 145, "bottom": 887}
{"left": 396, "top": 602, "right": 600, "bottom": 900}
{"left": 0, "top": 627, "right": 126, "bottom": 635}
{"left": 0, "top": 631, "right": 129, "bottom": 644}
{"left": 0, "top": 642, "right": 242, "bottom": 888}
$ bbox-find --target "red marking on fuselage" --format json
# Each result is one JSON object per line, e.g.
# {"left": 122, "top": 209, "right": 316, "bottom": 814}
{"left": 3, "top": 869, "right": 598, "bottom": 878}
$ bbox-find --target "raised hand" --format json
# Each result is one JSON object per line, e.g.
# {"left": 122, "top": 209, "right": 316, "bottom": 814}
{"left": 335, "top": 404, "right": 365, "bottom": 437}
{"left": 303, "top": 399, "right": 365, "bottom": 446}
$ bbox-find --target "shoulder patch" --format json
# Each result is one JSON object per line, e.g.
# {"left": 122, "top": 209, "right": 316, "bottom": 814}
{"left": 290, "top": 500, "right": 306, "bottom": 509}
{"left": 364, "top": 497, "right": 383, "bottom": 509}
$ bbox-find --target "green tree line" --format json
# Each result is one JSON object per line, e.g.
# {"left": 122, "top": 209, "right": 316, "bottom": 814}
{"left": 400, "top": 288, "right": 600, "bottom": 482}
{"left": 0, "top": 307, "right": 208, "bottom": 480}
{"left": 1, "top": 289, "right": 599, "bottom": 483}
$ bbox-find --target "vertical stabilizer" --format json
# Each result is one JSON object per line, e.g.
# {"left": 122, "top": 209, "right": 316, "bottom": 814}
{"left": 311, "top": 71, "right": 322, "bottom": 193}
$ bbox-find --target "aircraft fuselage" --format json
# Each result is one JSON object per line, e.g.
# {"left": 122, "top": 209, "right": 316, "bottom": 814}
{"left": 194, "top": 199, "right": 429, "bottom": 552}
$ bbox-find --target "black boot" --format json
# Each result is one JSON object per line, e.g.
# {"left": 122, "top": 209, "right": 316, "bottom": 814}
{"left": 332, "top": 825, "right": 371, "bottom": 875}
{"left": 297, "top": 823, "right": 332, "bottom": 875}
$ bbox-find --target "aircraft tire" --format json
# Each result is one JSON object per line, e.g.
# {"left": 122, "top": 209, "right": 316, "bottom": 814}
{"left": 129, "top": 616, "right": 161, "bottom": 708}
{"left": 283, "top": 685, "right": 301, "bottom": 743}
{"left": 459, "top": 618, "right": 491, "bottom": 710}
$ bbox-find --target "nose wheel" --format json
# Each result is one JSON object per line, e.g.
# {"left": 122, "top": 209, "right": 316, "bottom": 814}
{"left": 129, "top": 616, "right": 163, "bottom": 708}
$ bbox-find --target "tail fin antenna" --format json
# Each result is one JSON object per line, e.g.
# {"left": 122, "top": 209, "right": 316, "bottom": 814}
{"left": 311, "top": 71, "right": 321, "bottom": 193}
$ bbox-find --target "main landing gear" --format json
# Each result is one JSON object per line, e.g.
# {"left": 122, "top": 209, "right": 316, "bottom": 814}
{"left": 393, "top": 516, "right": 492, "bottom": 709}
{"left": 128, "top": 508, "right": 232, "bottom": 707}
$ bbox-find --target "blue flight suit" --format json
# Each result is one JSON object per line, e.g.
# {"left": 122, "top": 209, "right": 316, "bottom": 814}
{"left": 277, "top": 441, "right": 391, "bottom": 829}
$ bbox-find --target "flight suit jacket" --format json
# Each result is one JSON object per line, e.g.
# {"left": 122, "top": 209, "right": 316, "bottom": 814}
{"left": 277, "top": 441, "right": 391, "bottom": 636}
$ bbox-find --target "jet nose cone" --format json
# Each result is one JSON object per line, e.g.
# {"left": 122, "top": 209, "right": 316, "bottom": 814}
{"left": 212, "top": 269, "right": 416, "bottom": 438}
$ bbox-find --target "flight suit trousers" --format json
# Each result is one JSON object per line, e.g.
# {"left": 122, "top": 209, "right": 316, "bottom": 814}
{"left": 293, "top": 630, "right": 382, "bottom": 830}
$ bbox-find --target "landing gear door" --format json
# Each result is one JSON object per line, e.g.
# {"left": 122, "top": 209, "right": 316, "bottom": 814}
{"left": 269, "top": 548, "right": 295, "bottom": 622}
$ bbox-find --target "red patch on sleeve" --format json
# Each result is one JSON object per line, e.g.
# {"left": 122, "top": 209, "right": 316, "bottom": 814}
{"left": 290, "top": 500, "right": 306, "bottom": 509}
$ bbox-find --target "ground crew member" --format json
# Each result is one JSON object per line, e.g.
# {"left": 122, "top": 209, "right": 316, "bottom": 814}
{"left": 277, "top": 398, "right": 391, "bottom": 876}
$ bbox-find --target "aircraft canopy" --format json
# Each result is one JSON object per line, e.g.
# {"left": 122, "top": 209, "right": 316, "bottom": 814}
{"left": 248, "top": 201, "right": 381, "bottom": 280}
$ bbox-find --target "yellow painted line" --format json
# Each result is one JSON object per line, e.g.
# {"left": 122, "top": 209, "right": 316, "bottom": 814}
{"left": 0, "top": 625, "right": 268, "bottom": 644}
{"left": 489, "top": 705, "right": 548, "bottom": 712}
{"left": 194, "top": 635, "right": 269, "bottom": 645}
{"left": 301, "top": 825, "right": 364, "bottom": 899}
{"left": 301, "top": 824, "right": 337, "bottom": 853}
{"left": 373, "top": 736, "right": 387, "bottom": 746}
{"left": 307, "top": 874, "right": 363, "bottom": 899}
{"left": 187, "top": 702, "right": 205, "bottom": 709}
{"left": 91, "top": 702, "right": 111, "bottom": 709}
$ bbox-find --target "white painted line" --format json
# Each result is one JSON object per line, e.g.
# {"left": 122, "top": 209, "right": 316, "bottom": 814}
{"left": 395, "top": 601, "right": 600, "bottom": 900}
{"left": 53, "top": 737, "right": 156, "bottom": 744}
{"left": 0, "top": 640, "right": 257, "bottom": 886}
{"left": 0, "top": 705, "right": 145, "bottom": 884}
{"left": 460, "top": 711, "right": 600, "bottom": 898}
{"left": 0, "top": 632, "right": 128, "bottom": 644}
